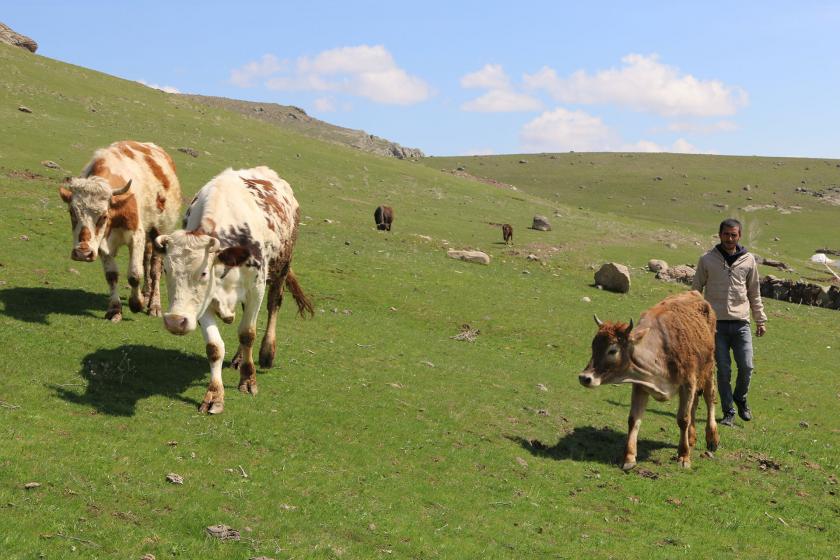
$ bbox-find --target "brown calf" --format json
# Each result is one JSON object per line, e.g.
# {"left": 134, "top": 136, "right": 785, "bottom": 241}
{"left": 579, "top": 291, "right": 719, "bottom": 470}
{"left": 374, "top": 205, "right": 394, "bottom": 231}
{"left": 502, "top": 223, "right": 513, "bottom": 244}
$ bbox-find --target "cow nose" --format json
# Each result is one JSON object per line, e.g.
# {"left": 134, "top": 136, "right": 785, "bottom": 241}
{"left": 164, "top": 314, "right": 189, "bottom": 335}
{"left": 71, "top": 248, "right": 95, "bottom": 262}
{"left": 579, "top": 374, "right": 593, "bottom": 386}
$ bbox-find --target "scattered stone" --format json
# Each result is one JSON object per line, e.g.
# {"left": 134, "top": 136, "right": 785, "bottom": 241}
{"left": 656, "top": 264, "right": 696, "bottom": 285}
{"left": 666, "top": 242, "right": 678, "bottom": 249}
{"left": 206, "top": 524, "right": 240, "bottom": 541}
{"left": 799, "top": 421, "right": 810, "bottom": 428}
{"left": 451, "top": 324, "right": 480, "bottom": 342}
{"left": 19, "top": 235, "right": 29, "bottom": 241}
{"left": 594, "top": 262, "right": 631, "bottom": 294}
{"left": 654, "top": 176, "right": 663, "bottom": 181}
{"left": 537, "top": 383, "right": 549, "bottom": 392}
{"left": 18, "top": 105, "right": 32, "bottom": 113}
{"left": 581, "top": 296, "right": 591, "bottom": 303}
{"left": 516, "top": 457, "right": 528, "bottom": 468}
{"left": 177, "top": 147, "right": 199, "bottom": 158}
{"left": 526, "top": 254, "right": 540, "bottom": 261}
{"left": 531, "top": 215, "right": 551, "bottom": 231}
{"left": 140, "top": 554, "right": 156, "bottom": 560}
{"left": 249, "top": 557, "right": 275, "bottom": 560}
{"left": 24, "top": 482, "right": 41, "bottom": 489}
{"left": 41, "top": 160, "right": 61, "bottom": 169}
{"left": 165, "top": 473, "right": 184, "bottom": 485}
{"left": 647, "top": 259, "right": 668, "bottom": 273}
{"left": 447, "top": 249, "right": 490, "bottom": 265}
{"left": 743, "top": 184, "right": 751, "bottom": 191}
{"left": 761, "top": 275, "right": 840, "bottom": 309}
{"left": 68, "top": 268, "right": 79, "bottom": 275}
{"left": 519, "top": 159, "right": 528, "bottom": 164}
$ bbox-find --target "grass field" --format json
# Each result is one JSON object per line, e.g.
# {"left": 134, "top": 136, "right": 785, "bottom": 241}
{"left": 0, "top": 43, "right": 838, "bottom": 559}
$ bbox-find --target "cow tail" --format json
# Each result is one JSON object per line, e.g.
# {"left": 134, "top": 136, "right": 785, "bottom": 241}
{"left": 285, "top": 269, "right": 314, "bottom": 318}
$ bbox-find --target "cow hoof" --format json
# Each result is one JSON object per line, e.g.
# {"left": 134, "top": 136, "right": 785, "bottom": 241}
{"left": 230, "top": 351, "right": 242, "bottom": 370}
{"left": 147, "top": 304, "right": 163, "bottom": 318}
{"left": 199, "top": 400, "right": 224, "bottom": 414}
{"left": 678, "top": 458, "right": 692, "bottom": 469}
{"left": 105, "top": 309, "right": 122, "bottom": 322}
{"left": 258, "top": 353, "right": 274, "bottom": 369}
{"left": 621, "top": 461, "right": 637, "bottom": 471}
{"left": 238, "top": 381, "right": 258, "bottom": 395}
{"left": 129, "top": 296, "right": 144, "bottom": 313}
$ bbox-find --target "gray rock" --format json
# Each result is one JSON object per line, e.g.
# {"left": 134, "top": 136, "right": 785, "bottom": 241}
{"left": 532, "top": 215, "right": 551, "bottom": 231}
{"left": 447, "top": 249, "right": 490, "bottom": 265}
{"left": 648, "top": 259, "right": 668, "bottom": 273}
{"left": 18, "top": 106, "right": 32, "bottom": 113}
{"left": 656, "top": 264, "right": 696, "bottom": 285}
{"left": 177, "top": 147, "right": 199, "bottom": 158}
{"left": 594, "top": 262, "right": 631, "bottom": 293}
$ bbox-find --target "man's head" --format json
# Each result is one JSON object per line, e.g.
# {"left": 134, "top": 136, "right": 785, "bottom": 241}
{"left": 718, "top": 218, "right": 742, "bottom": 252}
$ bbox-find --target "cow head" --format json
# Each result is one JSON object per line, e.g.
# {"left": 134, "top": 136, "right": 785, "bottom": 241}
{"left": 156, "top": 230, "right": 252, "bottom": 335}
{"left": 59, "top": 178, "right": 132, "bottom": 261}
{"left": 579, "top": 315, "right": 650, "bottom": 388}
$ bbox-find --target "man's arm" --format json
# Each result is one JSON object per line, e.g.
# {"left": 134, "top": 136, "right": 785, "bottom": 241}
{"left": 747, "top": 257, "right": 768, "bottom": 336}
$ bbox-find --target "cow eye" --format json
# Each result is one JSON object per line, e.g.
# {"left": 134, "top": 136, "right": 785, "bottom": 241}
{"left": 200, "top": 270, "right": 208, "bottom": 279}
{"left": 96, "top": 214, "right": 107, "bottom": 226}
{"left": 608, "top": 348, "right": 619, "bottom": 355}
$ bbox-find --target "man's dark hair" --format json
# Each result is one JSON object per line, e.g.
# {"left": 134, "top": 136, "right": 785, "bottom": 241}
{"left": 719, "top": 218, "right": 742, "bottom": 234}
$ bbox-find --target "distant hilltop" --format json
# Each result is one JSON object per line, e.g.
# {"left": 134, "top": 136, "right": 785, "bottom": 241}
{"left": 0, "top": 22, "right": 37, "bottom": 53}
{"left": 181, "top": 94, "right": 425, "bottom": 160}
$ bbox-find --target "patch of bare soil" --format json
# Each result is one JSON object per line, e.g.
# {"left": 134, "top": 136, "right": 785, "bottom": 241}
{"left": 444, "top": 169, "right": 519, "bottom": 191}
{"left": 5, "top": 169, "right": 49, "bottom": 181}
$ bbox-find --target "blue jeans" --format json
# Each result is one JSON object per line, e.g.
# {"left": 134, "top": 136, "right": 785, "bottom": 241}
{"left": 715, "top": 320, "right": 754, "bottom": 414}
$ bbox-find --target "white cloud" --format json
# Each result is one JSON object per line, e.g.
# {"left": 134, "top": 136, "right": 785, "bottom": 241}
{"left": 230, "top": 54, "right": 286, "bottom": 88}
{"left": 520, "top": 108, "right": 618, "bottom": 152}
{"left": 461, "top": 64, "right": 510, "bottom": 90}
{"left": 524, "top": 54, "right": 748, "bottom": 117}
{"left": 238, "top": 45, "right": 431, "bottom": 105}
{"left": 137, "top": 80, "right": 180, "bottom": 94}
{"left": 462, "top": 90, "right": 542, "bottom": 112}
{"left": 666, "top": 120, "right": 738, "bottom": 134}
{"left": 312, "top": 97, "right": 336, "bottom": 112}
{"left": 461, "top": 147, "right": 497, "bottom": 156}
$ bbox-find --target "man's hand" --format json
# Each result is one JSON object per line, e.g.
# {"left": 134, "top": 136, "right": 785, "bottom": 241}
{"left": 756, "top": 324, "right": 767, "bottom": 337}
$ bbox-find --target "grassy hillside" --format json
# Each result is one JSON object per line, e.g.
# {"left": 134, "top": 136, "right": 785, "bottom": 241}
{"left": 1, "top": 43, "right": 838, "bottom": 559}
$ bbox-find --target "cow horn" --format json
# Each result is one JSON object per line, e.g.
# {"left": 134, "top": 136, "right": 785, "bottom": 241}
{"left": 154, "top": 235, "right": 170, "bottom": 250}
{"left": 593, "top": 314, "right": 603, "bottom": 327}
{"left": 627, "top": 319, "right": 634, "bottom": 333}
{"left": 206, "top": 237, "right": 221, "bottom": 253}
{"left": 111, "top": 179, "right": 133, "bottom": 197}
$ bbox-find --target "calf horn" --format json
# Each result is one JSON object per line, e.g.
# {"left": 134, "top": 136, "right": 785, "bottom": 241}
{"left": 593, "top": 314, "right": 603, "bottom": 327}
{"left": 111, "top": 179, "right": 133, "bottom": 198}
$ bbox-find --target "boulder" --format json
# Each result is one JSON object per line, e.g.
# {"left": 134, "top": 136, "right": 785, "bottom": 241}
{"left": 594, "top": 262, "right": 631, "bottom": 293}
{"left": 0, "top": 23, "right": 37, "bottom": 53}
{"left": 648, "top": 259, "right": 668, "bottom": 273}
{"left": 656, "top": 264, "right": 696, "bottom": 285}
{"left": 447, "top": 249, "right": 490, "bottom": 265}
{"left": 532, "top": 215, "right": 551, "bottom": 231}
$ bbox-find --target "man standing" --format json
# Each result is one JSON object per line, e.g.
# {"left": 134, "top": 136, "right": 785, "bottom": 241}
{"left": 692, "top": 218, "right": 767, "bottom": 426}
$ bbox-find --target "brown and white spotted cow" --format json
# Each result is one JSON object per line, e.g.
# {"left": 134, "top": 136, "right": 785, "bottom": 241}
{"left": 155, "top": 166, "right": 313, "bottom": 414}
{"left": 59, "top": 141, "right": 182, "bottom": 321}
{"left": 579, "top": 291, "right": 720, "bottom": 470}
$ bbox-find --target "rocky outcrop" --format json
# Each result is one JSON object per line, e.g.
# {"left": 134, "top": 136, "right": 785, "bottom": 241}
{"left": 656, "top": 264, "right": 696, "bottom": 285}
{"left": 180, "top": 95, "right": 424, "bottom": 160}
{"left": 531, "top": 215, "right": 551, "bottom": 231}
{"left": 0, "top": 22, "right": 37, "bottom": 53}
{"left": 760, "top": 275, "right": 840, "bottom": 309}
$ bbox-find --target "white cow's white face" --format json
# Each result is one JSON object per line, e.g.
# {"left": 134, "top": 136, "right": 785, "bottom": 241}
{"left": 59, "top": 178, "right": 130, "bottom": 261}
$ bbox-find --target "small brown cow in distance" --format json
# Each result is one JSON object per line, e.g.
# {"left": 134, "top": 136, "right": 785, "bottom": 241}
{"left": 374, "top": 205, "right": 393, "bottom": 231}
{"left": 502, "top": 223, "right": 513, "bottom": 244}
{"left": 578, "top": 290, "right": 719, "bottom": 470}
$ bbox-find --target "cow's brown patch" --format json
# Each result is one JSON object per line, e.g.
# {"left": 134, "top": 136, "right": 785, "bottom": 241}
{"left": 206, "top": 343, "right": 222, "bottom": 362}
{"left": 78, "top": 226, "right": 92, "bottom": 248}
{"left": 238, "top": 329, "right": 256, "bottom": 348}
{"left": 106, "top": 271, "right": 118, "bottom": 285}
{"left": 161, "top": 149, "right": 177, "bottom": 172}
{"left": 59, "top": 186, "right": 73, "bottom": 203}
{"left": 125, "top": 141, "right": 153, "bottom": 156}
{"left": 128, "top": 276, "right": 140, "bottom": 288}
{"left": 108, "top": 193, "right": 139, "bottom": 232}
{"left": 87, "top": 158, "right": 110, "bottom": 179}
{"left": 156, "top": 193, "right": 166, "bottom": 212}
{"left": 117, "top": 143, "right": 136, "bottom": 159}
{"left": 144, "top": 154, "right": 171, "bottom": 190}
{"left": 217, "top": 246, "right": 250, "bottom": 267}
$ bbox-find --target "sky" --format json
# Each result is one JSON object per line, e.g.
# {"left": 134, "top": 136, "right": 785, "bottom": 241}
{"left": 5, "top": 1, "right": 840, "bottom": 158}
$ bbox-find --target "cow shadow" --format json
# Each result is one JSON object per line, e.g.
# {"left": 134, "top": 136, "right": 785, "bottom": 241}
{"left": 0, "top": 287, "right": 107, "bottom": 324}
{"left": 508, "top": 426, "right": 675, "bottom": 467}
{"left": 49, "top": 345, "right": 206, "bottom": 416}
{"left": 606, "top": 399, "right": 677, "bottom": 420}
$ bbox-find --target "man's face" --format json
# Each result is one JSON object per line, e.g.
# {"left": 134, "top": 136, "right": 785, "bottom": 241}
{"left": 719, "top": 225, "right": 741, "bottom": 251}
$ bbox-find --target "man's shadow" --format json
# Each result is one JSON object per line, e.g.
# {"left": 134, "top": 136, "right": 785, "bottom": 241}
{"left": 508, "top": 426, "right": 675, "bottom": 467}
{"left": 0, "top": 287, "right": 108, "bottom": 324}
{"left": 50, "top": 345, "right": 207, "bottom": 416}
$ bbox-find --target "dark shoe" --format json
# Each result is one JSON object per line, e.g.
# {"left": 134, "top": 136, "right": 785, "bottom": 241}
{"left": 736, "top": 402, "right": 752, "bottom": 421}
{"left": 720, "top": 411, "right": 736, "bottom": 426}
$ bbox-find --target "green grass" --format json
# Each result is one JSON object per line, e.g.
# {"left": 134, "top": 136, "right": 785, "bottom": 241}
{"left": 0, "top": 43, "right": 838, "bottom": 559}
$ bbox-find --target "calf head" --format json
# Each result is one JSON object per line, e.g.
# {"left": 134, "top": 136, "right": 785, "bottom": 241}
{"left": 59, "top": 178, "right": 131, "bottom": 261}
{"left": 579, "top": 316, "right": 649, "bottom": 387}
{"left": 156, "top": 230, "right": 252, "bottom": 335}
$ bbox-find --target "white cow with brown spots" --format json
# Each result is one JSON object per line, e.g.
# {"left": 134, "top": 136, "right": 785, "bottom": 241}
{"left": 59, "top": 141, "right": 182, "bottom": 320}
{"left": 156, "top": 166, "right": 313, "bottom": 414}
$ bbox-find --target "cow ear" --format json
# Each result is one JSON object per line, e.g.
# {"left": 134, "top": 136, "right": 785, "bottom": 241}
{"left": 216, "top": 246, "right": 250, "bottom": 267}
{"left": 206, "top": 237, "right": 221, "bottom": 254}
{"left": 59, "top": 186, "right": 73, "bottom": 203}
{"left": 630, "top": 327, "right": 649, "bottom": 344}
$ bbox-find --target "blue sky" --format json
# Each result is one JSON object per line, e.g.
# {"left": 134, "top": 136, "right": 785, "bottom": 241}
{"left": 5, "top": 1, "right": 840, "bottom": 157}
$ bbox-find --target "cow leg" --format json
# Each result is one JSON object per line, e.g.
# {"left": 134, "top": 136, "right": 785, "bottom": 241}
{"left": 126, "top": 232, "right": 146, "bottom": 313}
{"left": 146, "top": 250, "right": 163, "bottom": 317}
{"left": 622, "top": 384, "right": 649, "bottom": 471}
{"left": 141, "top": 239, "right": 153, "bottom": 301}
{"left": 688, "top": 388, "right": 700, "bottom": 449}
{"left": 704, "top": 374, "right": 720, "bottom": 452}
{"left": 101, "top": 253, "right": 122, "bottom": 322}
{"left": 237, "top": 284, "right": 266, "bottom": 395}
{"left": 199, "top": 313, "right": 225, "bottom": 414}
{"left": 258, "top": 269, "right": 286, "bottom": 368}
{"left": 676, "top": 384, "right": 697, "bottom": 468}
